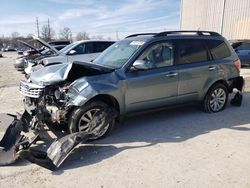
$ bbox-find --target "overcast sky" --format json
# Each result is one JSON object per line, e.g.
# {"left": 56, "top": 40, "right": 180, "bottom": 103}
{"left": 0, "top": 0, "right": 180, "bottom": 39}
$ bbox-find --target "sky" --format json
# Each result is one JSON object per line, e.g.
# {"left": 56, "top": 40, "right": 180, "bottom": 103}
{"left": 0, "top": 0, "right": 181, "bottom": 40}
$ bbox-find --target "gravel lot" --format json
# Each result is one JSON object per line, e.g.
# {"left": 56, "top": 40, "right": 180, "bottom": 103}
{"left": 0, "top": 52, "right": 250, "bottom": 188}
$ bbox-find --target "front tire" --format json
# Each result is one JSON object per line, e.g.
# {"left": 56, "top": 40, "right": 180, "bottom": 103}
{"left": 203, "top": 83, "right": 228, "bottom": 113}
{"left": 69, "top": 101, "right": 115, "bottom": 140}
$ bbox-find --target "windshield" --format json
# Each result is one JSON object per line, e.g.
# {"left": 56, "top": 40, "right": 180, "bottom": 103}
{"left": 59, "top": 43, "right": 75, "bottom": 54}
{"left": 93, "top": 40, "right": 144, "bottom": 69}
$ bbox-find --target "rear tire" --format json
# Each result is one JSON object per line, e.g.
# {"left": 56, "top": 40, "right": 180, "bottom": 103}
{"left": 203, "top": 83, "right": 228, "bottom": 113}
{"left": 69, "top": 101, "right": 115, "bottom": 140}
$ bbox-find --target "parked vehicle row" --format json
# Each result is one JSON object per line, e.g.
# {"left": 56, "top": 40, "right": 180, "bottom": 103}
{"left": 1, "top": 47, "right": 17, "bottom": 52}
{"left": 14, "top": 38, "right": 71, "bottom": 71}
{"left": 14, "top": 36, "right": 115, "bottom": 74}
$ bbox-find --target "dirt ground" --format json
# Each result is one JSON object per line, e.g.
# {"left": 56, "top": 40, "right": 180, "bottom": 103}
{"left": 0, "top": 52, "right": 250, "bottom": 188}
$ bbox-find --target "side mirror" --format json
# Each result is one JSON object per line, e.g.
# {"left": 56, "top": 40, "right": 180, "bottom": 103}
{"left": 132, "top": 60, "right": 149, "bottom": 70}
{"left": 46, "top": 51, "right": 53, "bottom": 55}
{"left": 68, "top": 50, "right": 76, "bottom": 55}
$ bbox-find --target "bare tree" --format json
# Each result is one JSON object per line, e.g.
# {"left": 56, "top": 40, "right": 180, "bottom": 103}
{"left": 59, "top": 27, "right": 72, "bottom": 41}
{"left": 41, "top": 24, "right": 55, "bottom": 41}
{"left": 10, "top": 32, "right": 21, "bottom": 48}
{"left": 26, "top": 33, "right": 34, "bottom": 38}
{"left": 76, "top": 31, "right": 90, "bottom": 41}
{"left": 11, "top": 32, "right": 20, "bottom": 39}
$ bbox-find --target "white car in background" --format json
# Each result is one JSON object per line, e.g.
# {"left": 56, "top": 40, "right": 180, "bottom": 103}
{"left": 25, "top": 39, "right": 115, "bottom": 74}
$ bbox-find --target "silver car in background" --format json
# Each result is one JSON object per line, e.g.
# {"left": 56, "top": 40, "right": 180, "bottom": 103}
{"left": 25, "top": 39, "right": 115, "bottom": 74}
{"left": 15, "top": 37, "right": 69, "bottom": 71}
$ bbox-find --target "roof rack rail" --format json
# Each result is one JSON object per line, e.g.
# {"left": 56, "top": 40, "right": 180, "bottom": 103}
{"left": 154, "top": 30, "right": 221, "bottom": 37}
{"left": 125, "top": 33, "right": 157, "bottom": 38}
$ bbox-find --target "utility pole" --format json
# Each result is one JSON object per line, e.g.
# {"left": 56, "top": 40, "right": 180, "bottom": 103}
{"left": 48, "top": 18, "right": 51, "bottom": 40}
{"left": 36, "top": 17, "right": 40, "bottom": 37}
{"left": 220, "top": 0, "right": 226, "bottom": 35}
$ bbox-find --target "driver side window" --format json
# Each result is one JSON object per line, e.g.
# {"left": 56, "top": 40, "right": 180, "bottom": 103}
{"left": 138, "top": 42, "right": 174, "bottom": 69}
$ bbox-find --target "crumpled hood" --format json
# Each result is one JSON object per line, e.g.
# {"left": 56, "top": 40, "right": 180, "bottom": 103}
{"left": 30, "top": 63, "right": 72, "bottom": 86}
{"left": 30, "top": 61, "right": 113, "bottom": 86}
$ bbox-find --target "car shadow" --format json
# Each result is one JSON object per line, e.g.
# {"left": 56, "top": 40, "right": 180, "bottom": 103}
{"left": 53, "top": 92, "right": 250, "bottom": 173}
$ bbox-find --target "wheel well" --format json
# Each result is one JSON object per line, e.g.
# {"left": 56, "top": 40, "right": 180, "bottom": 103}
{"left": 66, "top": 94, "right": 120, "bottom": 125}
{"left": 208, "top": 80, "right": 229, "bottom": 92}
{"left": 87, "top": 94, "right": 120, "bottom": 114}
{"left": 202, "top": 80, "right": 229, "bottom": 101}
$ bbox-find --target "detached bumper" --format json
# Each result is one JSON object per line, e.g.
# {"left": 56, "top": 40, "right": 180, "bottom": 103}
{"left": 228, "top": 76, "right": 244, "bottom": 107}
{"left": 228, "top": 76, "right": 244, "bottom": 92}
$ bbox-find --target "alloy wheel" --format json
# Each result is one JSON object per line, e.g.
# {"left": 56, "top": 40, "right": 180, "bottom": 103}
{"left": 209, "top": 88, "right": 227, "bottom": 112}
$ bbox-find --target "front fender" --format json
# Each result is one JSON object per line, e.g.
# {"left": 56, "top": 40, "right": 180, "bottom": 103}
{"left": 66, "top": 83, "right": 97, "bottom": 107}
{"left": 66, "top": 81, "right": 119, "bottom": 107}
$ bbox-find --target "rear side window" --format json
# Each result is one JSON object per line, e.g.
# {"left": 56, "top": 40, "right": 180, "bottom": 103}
{"left": 93, "top": 42, "right": 114, "bottom": 53}
{"left": 176, "top": 39, "right": 209, "bottom": 64}
{"left": 206, "top": 40, "right": 231, "bottom": 60}
{"left": 85, "top": 42, "right": 94, "bottom": 53}
{"left": 73, "top": 42, "right": 94, "bottom": 54}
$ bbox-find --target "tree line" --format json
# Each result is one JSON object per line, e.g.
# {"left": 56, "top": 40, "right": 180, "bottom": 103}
{"left": 0, "top": 26, "right": 110, "bottom": 49}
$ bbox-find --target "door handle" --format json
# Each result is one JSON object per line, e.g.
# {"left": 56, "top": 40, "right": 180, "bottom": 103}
{"left": 166, "top": 72, "right": 178, "bottom": 77}
{"left": 208, "top": 66, "right": 216, "bottom": 71}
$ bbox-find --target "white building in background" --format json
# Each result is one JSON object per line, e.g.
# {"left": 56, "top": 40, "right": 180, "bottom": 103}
{"left": 180, "top": 0, "right": 250, "bottom": 40}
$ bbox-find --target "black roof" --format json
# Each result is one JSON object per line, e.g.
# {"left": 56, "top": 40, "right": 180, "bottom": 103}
{"left": 126, "top": 30, "right": 221, "bottom": 39}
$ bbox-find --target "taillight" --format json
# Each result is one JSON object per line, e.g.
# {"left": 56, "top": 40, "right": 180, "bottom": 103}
{"left": 234, "top": 59, "right": 241, "bottom": 70}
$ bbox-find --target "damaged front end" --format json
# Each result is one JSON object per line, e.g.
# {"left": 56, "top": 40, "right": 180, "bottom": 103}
{"left": 0, "top": 62, "right": 117, "bottom": 170}
{"left": 0, "top": 109, "right": 116, "bottom": 170}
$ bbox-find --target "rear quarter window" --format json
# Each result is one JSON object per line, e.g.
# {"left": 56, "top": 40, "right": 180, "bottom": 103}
{"left": 206, "top": 40, "right": 231, "bottom": 60}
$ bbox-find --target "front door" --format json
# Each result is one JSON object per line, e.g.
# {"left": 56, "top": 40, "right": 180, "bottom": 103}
{"left": 125, "top": 41, "right": 179, "bottom": 112}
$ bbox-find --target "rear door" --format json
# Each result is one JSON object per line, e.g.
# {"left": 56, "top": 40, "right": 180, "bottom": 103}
{"left": 175, "top": 39, "right": 217, "bottom": 103}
